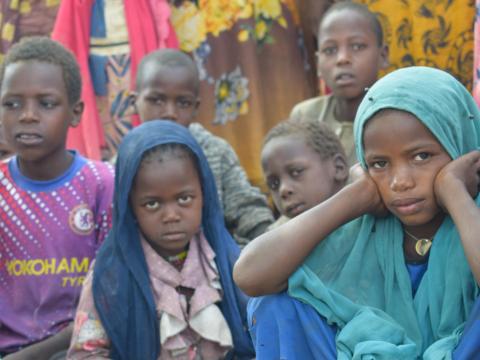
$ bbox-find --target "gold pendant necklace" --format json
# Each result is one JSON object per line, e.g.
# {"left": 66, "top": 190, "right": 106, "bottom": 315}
{"left": 404, "top": 229, "right": 432, "bottom": 256}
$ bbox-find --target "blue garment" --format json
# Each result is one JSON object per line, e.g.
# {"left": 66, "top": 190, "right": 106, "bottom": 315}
{"left": 248, "top": 281, "right": 480, "bottom": 360}
{"left": 406, "top": 262, "right": 428, "bottom": 297}
{"left": 9, "top": 150, "right": 85, "bottom": 192}
{"left": 453, "top": 296, "right": 480, "bottom": 359}
{"left": 247, "top": 263, "right": 428, "bottom": 360}
{"left": 248, "top": 293, "right": 337, "bottom": 360}
{"left": 92, "top": 120, "right": 254, "bottom": 360}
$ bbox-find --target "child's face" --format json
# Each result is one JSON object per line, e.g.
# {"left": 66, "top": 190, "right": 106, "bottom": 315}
{"left": 363, "top": 110, "right": 451, "bottom": 234}
{"left": 317, "top": 9, "right": 388, "bottom": 101}
{"left": 130, "top": 155, "right": 203, "bottom": 258}
{"left": 262, "top": 135, "right": 342, "bottom": 218}
{"left": 133, "top": 65, "right": 200, "bottom": 127}
{"left": 0, "top": 61, "right": 82, "bottom": 163}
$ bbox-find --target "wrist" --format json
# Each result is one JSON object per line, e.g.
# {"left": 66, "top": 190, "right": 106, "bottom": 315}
{"left": 441, "top": 186, "right": 473, "bottom": 215}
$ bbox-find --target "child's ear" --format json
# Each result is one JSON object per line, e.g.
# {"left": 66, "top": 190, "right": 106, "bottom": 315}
{"left": 69, "top": 101, "right": 84, "bottom": 128}
{"left": 332, "top": 153, "right": 349, "bottom": 183}
{"left": 379, "top": 44, "right": 389, "bottom": 70}
{"left": 129, "top": 92, "right": 138, "bottom": 114}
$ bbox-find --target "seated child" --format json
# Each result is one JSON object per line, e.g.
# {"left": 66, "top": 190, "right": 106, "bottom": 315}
{"left": 234, "top": 66, "right": 480, "bottom": 359}
{"left": 261, "top": 117, "right": 348, "bottom": 229}
{"left": 130, "top": 48, "right": 274, "bottom": 246}
{"left": 291, "top": 1, "right": 389, "bottom": 165}
{"left": 0, "top": 37, "right": 114, "bottom": 359}
{"left": 68, "top": 120, "right": 254, "bottom": 359}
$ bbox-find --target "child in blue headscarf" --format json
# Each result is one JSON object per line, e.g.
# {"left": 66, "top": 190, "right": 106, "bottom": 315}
{"left": 67, "top": 120, "right": 254, "bottom": 359}
{"left": 234, "top": 67, "right": 480, "bottom": 359}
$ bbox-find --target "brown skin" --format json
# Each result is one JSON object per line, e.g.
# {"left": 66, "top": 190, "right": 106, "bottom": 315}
{"left": 317, "top": 8, "right": 388, "bottom": 122}
{"left": 0, "top": 61, "right": 83, "bottom": 181}
{"left": 130, "top": 155, "right": 203, "bottom": 258}
{"left": 261, "top": 135, "right": 347, "bottom": 218}
{"left": 131, "top": 64, "right": 200, "bottom": 127}
{"left": 363, "top": 110, "right": 452, "bottom": 263}
{"left": 233, "top": 112, "right": 480, "bottom": 296}
{"left": 434, "top": 151, "right": 480, "bottom": 284}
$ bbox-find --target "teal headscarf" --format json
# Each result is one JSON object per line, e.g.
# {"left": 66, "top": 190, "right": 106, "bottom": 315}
{"left": 288, "top": 67, "right": 480, "bottom": 359}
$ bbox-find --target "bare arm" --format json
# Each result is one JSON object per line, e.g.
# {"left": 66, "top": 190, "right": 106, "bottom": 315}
{"left": 4, "top": 323, "right": 73, "bottom": 360}
{"left": 435, "top": 150, "right": 480, "bottom": 285}
{"left": 233, "top": 166, "right": 386, "bottom": 296}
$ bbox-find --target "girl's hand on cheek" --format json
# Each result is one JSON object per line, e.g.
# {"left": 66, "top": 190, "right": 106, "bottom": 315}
{"left": 349, "top": 163, "right": 389, "bottom": 217}
{"left": 434, "top": 150, "right": 480, "bottom": 210}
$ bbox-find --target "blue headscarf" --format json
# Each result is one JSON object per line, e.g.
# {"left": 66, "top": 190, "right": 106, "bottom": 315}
{"left": 93, "top": 120, "right": 254, "bottom": 360}
{"left": 289, "top": 67, "right": 480, "bottom": 359}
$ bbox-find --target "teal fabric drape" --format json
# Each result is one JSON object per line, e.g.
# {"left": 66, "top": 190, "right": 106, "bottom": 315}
{"left": 289, "top": 67, "right": 480, "bottom": 359}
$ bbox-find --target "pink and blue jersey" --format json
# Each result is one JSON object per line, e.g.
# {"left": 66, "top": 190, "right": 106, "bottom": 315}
{"left": 0, "top": 152, "right": 114, "bottom": 353}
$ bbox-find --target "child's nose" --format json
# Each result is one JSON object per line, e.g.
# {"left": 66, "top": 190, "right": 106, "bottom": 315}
{"left": 161, "top": 204, "right": 181, "bottom": 223}
{"left": 390, "top": 167, "right": 415, "bottom": 192}
{"left": 336, "top": 46, "right": 352, "bottom": 64}
{"left": 162, "top": 101, "right": 178, "bottom": 121}
{"left": 279, "top": 181, "right": 294, "bottom": 199}
{"left": 19, "top": 102, "right": 39, "bottom": 122}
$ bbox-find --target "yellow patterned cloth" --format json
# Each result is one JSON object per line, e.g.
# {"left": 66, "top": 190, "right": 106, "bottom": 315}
{"left": 0, "top": 0, "right": 60, "bottom": 63}
{"left": 356, "top": 0, "right": 475, "bottom": 90}
{"left": 170, "top": 0, "right": 316, "bottom": 186}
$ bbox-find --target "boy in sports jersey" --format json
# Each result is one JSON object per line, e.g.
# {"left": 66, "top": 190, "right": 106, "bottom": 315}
{"left": 0, "top": 37, "right": 114, "bottom": 360}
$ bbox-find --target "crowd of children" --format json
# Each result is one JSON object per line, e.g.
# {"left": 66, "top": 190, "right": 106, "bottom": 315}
{"left": 0, "top": 1, "right": 479, "bottom": 359}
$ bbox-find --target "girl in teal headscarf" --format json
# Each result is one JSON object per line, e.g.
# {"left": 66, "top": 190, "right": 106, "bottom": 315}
{"left": 233, "top": 66, "right": 480, "bottom": 359}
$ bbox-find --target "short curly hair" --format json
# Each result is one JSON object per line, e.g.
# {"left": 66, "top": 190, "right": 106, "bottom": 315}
{"left": 263, "top": 116, "right": 346, "bottom": 161}
{"left": 136, "top": 48, "right": 199, "bottom": 94}
{"left": 0, "top": 36, "right": 81, "bottom": 105}
{"left": 321, "top": 1, "right": 384, "bottom": 46}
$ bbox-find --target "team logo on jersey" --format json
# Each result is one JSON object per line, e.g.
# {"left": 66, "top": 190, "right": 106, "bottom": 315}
{"left": 69, "top": 204, "right": 94, "bottom": 235}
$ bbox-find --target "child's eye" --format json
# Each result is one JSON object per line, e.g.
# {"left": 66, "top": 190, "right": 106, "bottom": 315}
{"left": 351, "top": 43, "right": 367, "bottom": 51}
{"left": 414, "top": 152, "right": 431, "bottom": 161}
{"left": 290, "top": 168, "right": 304, "bottom": 177}
{"left": 267, "top": 178, "right": 280, "bottom": 191}
{"left": 370, "top": 160, "right": 387, "bottom": 169}
{"left": 145, "top": 201, "right": 160, "bottom": 210}
{"left": 177, "top": 98, "right": 194, "bottom": 109}
{"left": 146, "top": 97, "right": 164, "bottom": 106}
{"left": 321, "top": 46, "right": 337, "bottom": 56}
{"left": 41, "top": 100, "right": 57, "bottom": 109}
{"left": 2, "top": 99, "right": 20, "bottom": 109}
{"left": 178, "top": 195, "right": 193, "bottom": 205}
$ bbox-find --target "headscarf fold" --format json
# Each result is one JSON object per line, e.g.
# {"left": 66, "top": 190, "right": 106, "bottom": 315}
{"left": 288, "top": 67, "right": 480, "bottom": 359}
{"left": 92, "top": 120, "right": 253, "bottom": 360}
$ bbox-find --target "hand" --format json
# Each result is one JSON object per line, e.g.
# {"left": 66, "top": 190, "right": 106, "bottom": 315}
{"left": 434, "top": 150, "right": 480, "bottom": 210}
{"left": 349, "top": 163, "right": 389, "bottom": 217}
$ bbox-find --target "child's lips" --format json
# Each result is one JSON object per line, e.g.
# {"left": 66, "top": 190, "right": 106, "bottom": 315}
{"left": 161, "top": 232, "right": 187, "bottom": 242}
{"left": 285, "top": 203, "right": 305, "bottom": 218}
{"left": 391, "top": 198, "right": 424, "bottom": 216}
{"left": 15, "top": 133, "right": 42, "bottom": 145}
{"left": 335, "top": 73, "right": 355, "bottom": 86}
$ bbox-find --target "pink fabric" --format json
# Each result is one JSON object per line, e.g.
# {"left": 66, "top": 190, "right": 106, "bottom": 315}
{"left": 51, "top": 0, "right": 179, "bottom": 158}
{"left": 51, "top": 0, "right": 103, "bottom": 160}
{"left": 144, "top": 232, "right": 229, "bottom": 358}
{"left": 124, "top": 0, "right": 179, "bottom": 90}
{"left": 68, "top": 232, "right": 231, "bottom": 359}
